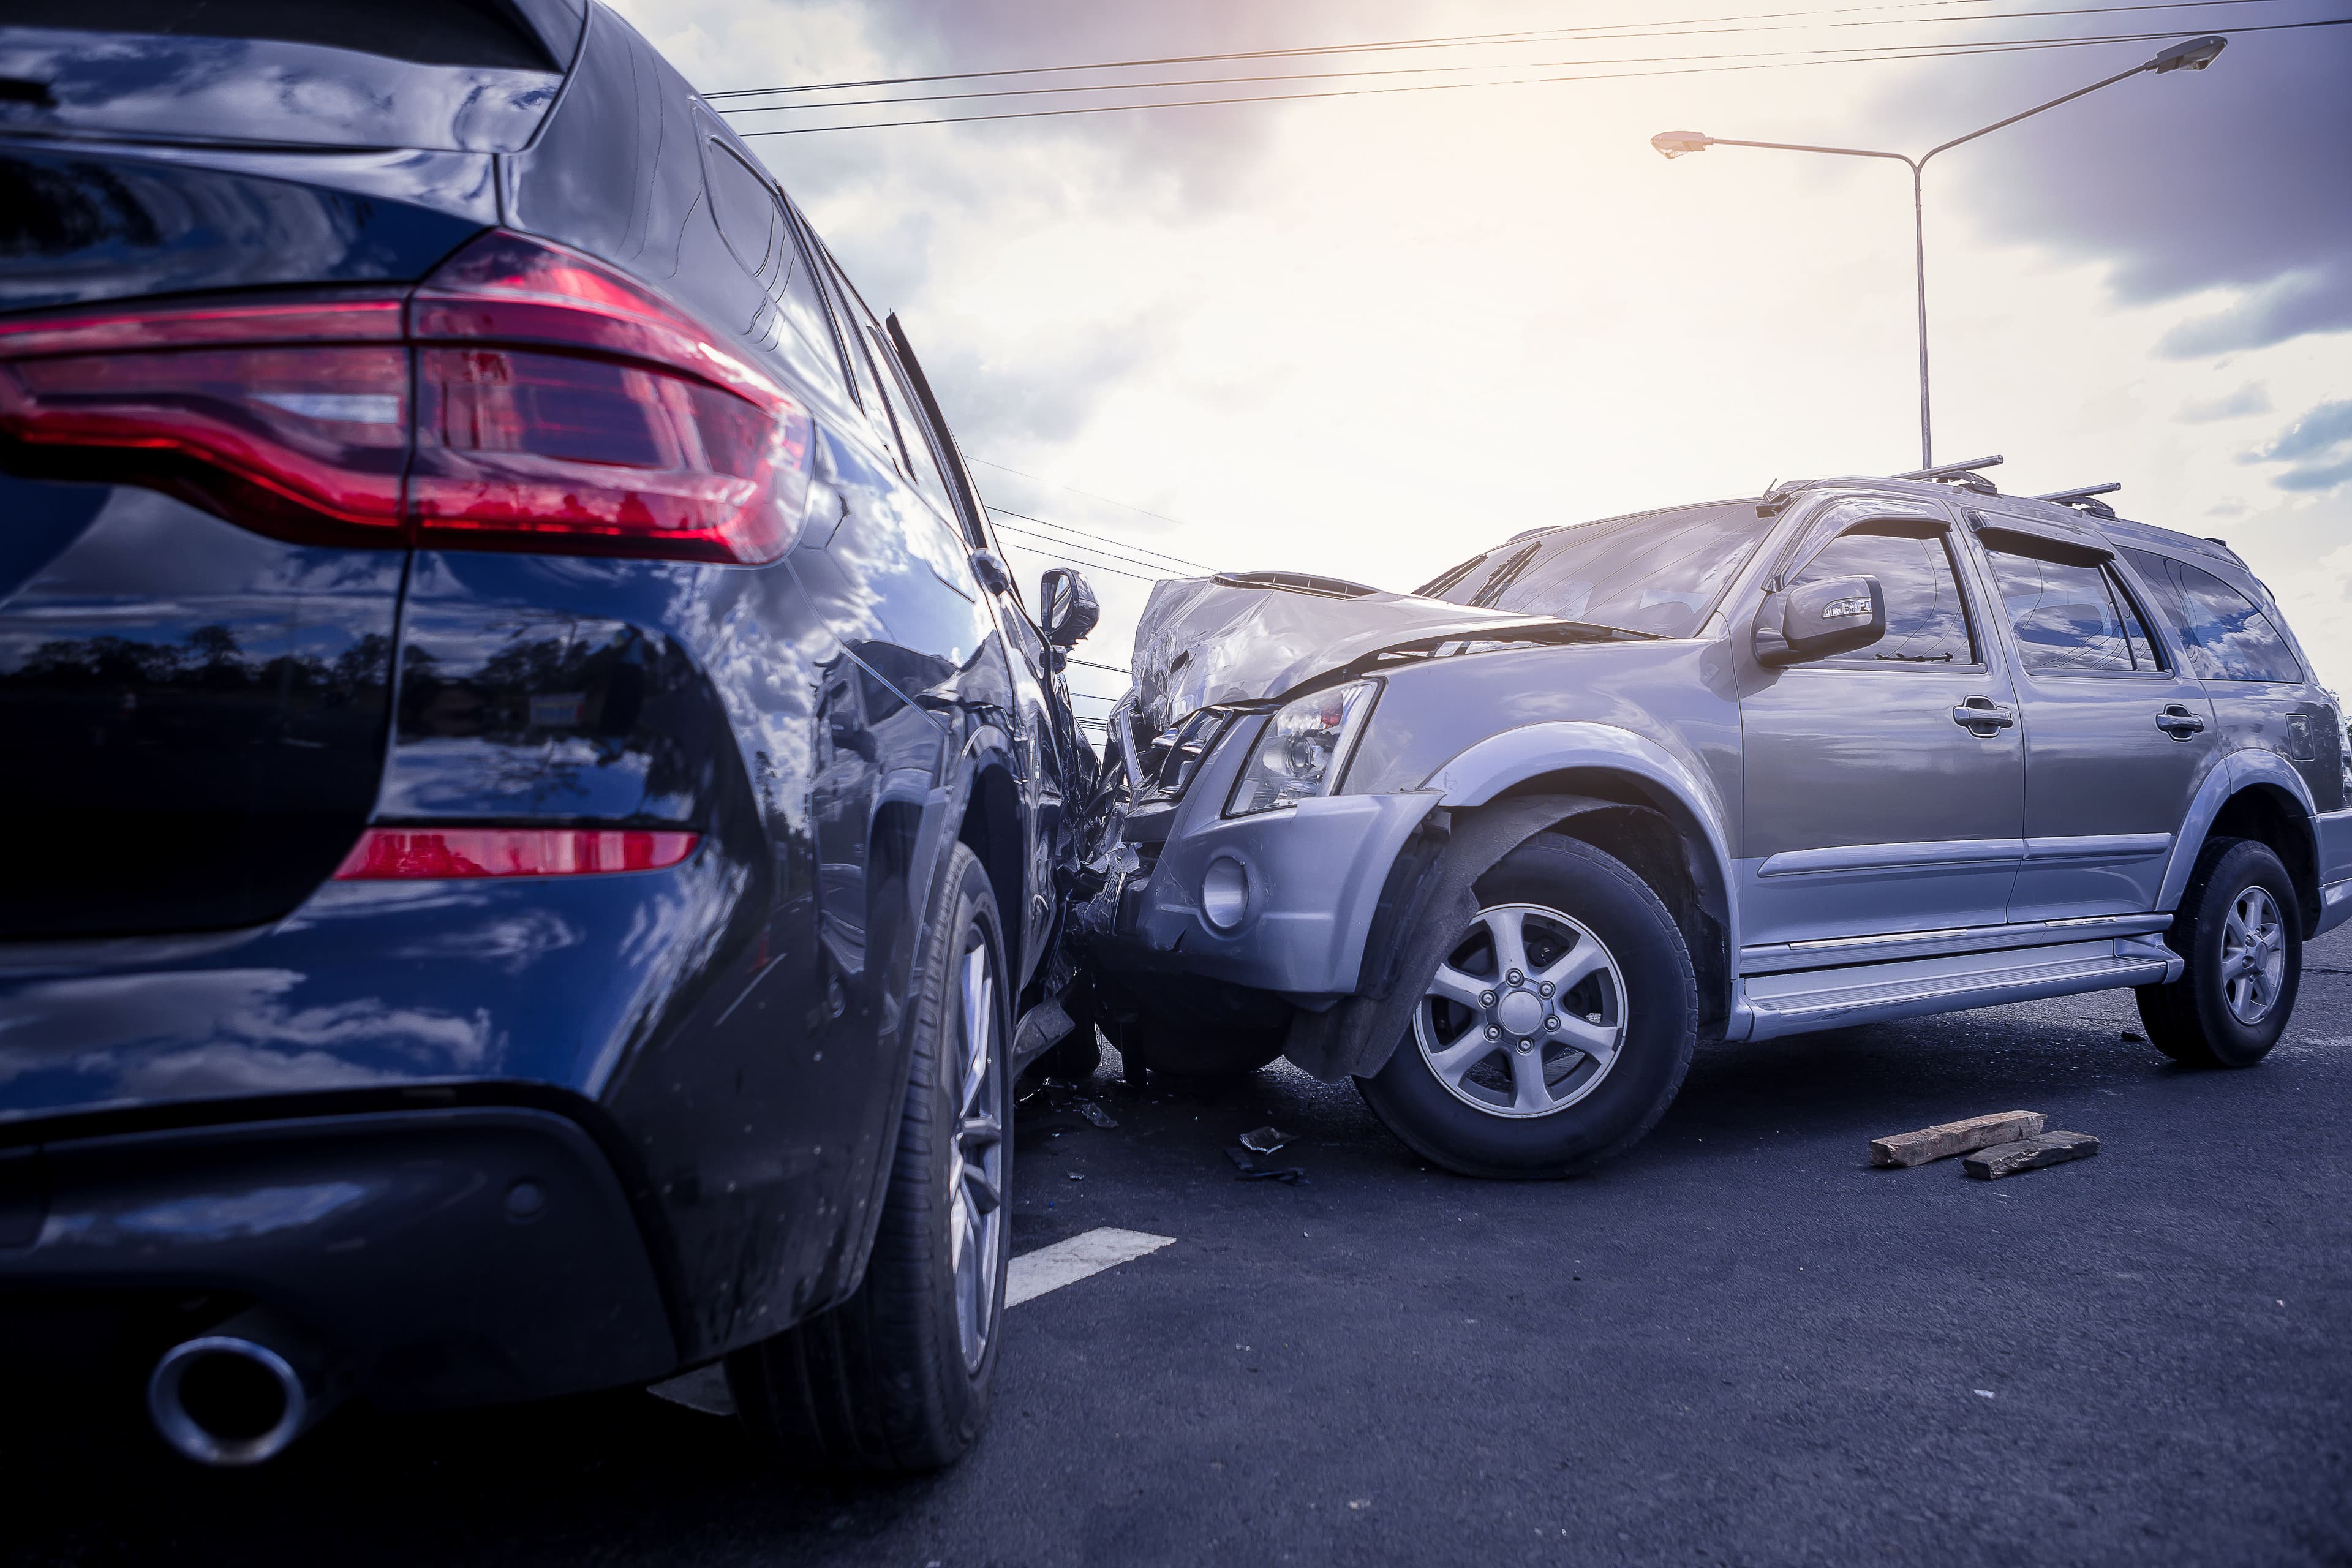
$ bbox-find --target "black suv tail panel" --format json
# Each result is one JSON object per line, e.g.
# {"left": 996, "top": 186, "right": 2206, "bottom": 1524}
{"left": 0, "top": 480, "right": 402, "bottom": 937}
{"left": 0, "top": 143, "right": 488, "bottom": 314}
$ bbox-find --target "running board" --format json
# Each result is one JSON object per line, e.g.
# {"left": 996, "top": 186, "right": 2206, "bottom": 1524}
{"left": 1740, "top": 912, "right": 2172, "bottom": 976}
{"left": 1740, "top": 935, "right": 2181, "bottom": 1042}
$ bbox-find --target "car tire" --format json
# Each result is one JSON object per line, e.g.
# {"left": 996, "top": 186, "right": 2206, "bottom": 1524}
{"left": 1355, "top": 832, "right": 1697, "bottom": 1179}
{"left": 724, "top": 843, "right": 1010, "bottom": 1471}
{"left": 1103, "top": 1019, "right": 1285, "bottom": 1082}
{"left": 2135, "top": 835, "right": 2300, "bottom": 1069}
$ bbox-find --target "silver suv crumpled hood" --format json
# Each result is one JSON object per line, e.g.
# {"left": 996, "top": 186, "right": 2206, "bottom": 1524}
{"left": 1129, "top": 573, "right": 1578, "bottom": 734}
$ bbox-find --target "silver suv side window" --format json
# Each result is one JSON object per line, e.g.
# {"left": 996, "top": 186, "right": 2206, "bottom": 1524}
{"left": 2118, "top": 548, "right": 2302, "bottom": 684}
{"left": 1790, "top": 528, "right": 1975, "bottom": 665}
{"left": 1984, "top": 549, "right": 2161, "bottom": 674}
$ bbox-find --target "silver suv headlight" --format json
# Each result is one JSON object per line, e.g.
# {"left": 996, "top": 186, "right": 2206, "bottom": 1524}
{"left": 1226, "top": 679, "right": 1379, "bottom": 816}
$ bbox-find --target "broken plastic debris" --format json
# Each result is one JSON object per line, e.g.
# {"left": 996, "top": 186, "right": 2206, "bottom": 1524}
{"left": 1973, "top": 1389, "right": 1996, "bottom": 1400}
{"left": 1238, "top": 1125, "right": 1295, "bottom": 1155}
{"left": 1225, "top": 1145, "right": 1308, "bottom": 1184}
{"left": 1033, "top": 1078, "right": 1120, "bottom": 1128}
{"left": 1066, "top": 1171, "right": 1085, "bottom": 1181}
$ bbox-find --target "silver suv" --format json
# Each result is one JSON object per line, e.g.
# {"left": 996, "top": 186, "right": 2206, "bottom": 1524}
{"left": 1072, "top": 459, "right": 2350, "bottom": 1177}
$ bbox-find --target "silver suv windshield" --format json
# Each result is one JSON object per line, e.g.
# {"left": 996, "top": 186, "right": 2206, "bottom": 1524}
{"left": 1414, "top": 502, "right": 1771, "bottom": 638}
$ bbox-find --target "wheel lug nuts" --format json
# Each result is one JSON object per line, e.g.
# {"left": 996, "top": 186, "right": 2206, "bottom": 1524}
{"left": 1545, "top": 1016, "right": 1561, "bottom": 1032}
{"left": 1480, "top": 990, "right": 1496, "bottom": 1007}
{"left": 1485, "top": 1023, "right": 1501, "bottom": 1039}
{"left": 1506, "top": 969, "right": 1523, "bottom": 986}
{"left": 1515, "top": 1038, "right": 1532, "bottom": 1054}
{"left": 1538, "top": 981, "right": 1554, "bottom": 998}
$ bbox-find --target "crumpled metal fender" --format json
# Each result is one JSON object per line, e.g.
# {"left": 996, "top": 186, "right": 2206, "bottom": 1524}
{"left": 1283, "top": 793, "right": 1631, "bottom": 1082}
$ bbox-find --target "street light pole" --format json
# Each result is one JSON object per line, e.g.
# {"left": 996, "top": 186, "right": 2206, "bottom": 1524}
{"left": 1651, "top": 34, "right": 2228, "bottom": 469}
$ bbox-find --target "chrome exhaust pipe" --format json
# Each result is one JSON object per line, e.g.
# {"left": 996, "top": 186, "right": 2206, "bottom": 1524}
{"left": 148, "top": 1309, "right": 339, "bottom": 1466}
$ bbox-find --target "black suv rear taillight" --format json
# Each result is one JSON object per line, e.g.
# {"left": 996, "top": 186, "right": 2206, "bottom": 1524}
{"left": 0, "top": 233, "right": 814, "bottom": 563}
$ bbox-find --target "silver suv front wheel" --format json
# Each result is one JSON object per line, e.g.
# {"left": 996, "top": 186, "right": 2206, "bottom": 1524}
{"left": 1359, "top": 831, "right": 1698, "bottom": 1179}
{"left": 1413, "top": 903, "right": 1628, "bottom": 1118}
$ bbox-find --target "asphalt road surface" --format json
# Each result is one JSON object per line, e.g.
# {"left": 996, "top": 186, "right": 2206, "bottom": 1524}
{"left": 11, "top": 929, "right": 2352, "bottom": 1567}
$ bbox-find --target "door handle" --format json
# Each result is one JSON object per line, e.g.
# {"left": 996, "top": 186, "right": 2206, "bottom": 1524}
{"left": 2155, "top": 705, "right": 2206, "bottom": 738}
{"left": 1951, "top": 696, "right": 2015, "bottom": 735}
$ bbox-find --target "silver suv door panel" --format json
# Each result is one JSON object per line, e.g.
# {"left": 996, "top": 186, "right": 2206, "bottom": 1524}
{"left": 1738, "top": 507, "right": 2025, "bottom": 948}
{"left": 2120, "top": 546, "right": 2345, "bottom": 819}
{"left": 1966, "top": 516, "right": 2218, "bottom": 921}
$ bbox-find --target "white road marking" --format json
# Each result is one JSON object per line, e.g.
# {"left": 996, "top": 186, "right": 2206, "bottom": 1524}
{"left": 1005, "top": 1226, "right": 1175, "bottom": 1307}
{"left": 649, "top": 1227, "right": 1176, "bottom": 1415}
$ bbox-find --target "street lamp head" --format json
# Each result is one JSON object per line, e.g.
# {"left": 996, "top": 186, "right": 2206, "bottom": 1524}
{"left": 2150, "top": 34, "right": 2226, "bottom": 72}
{"left": 1650, "top": 130, "right": 1711, "bottom": 159}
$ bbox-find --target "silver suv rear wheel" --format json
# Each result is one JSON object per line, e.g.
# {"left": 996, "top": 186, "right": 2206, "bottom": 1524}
{"left": 2136, "top": 835, "right": 2301, "bottom": 1069}
{"left": 2219, "top": 884, "right": 2287, "bottom": 1027}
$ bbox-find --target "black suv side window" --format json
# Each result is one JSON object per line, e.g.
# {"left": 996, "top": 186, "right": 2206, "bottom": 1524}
{"left": 700, "top": 139, "right": 848, "bottom": 403}
{"left": 868, "top": 335, "right": 960, "bottom": 522}
{"left": 1985, "top": 548, "right": 2162, "bottom": 674}
{"left": 1792, "top": 528, "right": 1976, "bottom": 665}
{"left": 2119, "top": 548, "right": 2302, "bottom": 684}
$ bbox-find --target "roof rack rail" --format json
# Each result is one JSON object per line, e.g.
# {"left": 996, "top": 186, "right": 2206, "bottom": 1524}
{"left": 1895, "top": 454, "right": 2003, "bottom": 495}
{"left": 2033, "top": 482, "right": 2120, "bottom": 519}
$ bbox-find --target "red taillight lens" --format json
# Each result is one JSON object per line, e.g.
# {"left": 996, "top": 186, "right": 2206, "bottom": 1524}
{"left": 0, "top": 300, "right": 409, "bottom": 537}
{"left": 410, "top": 346, "right": 810, "bottom": 562}
{"left": 0, "top": 235, "right": 813, "bottom": 564}
{"left": 333, "top": 827, "right": 699, "bottom": 880}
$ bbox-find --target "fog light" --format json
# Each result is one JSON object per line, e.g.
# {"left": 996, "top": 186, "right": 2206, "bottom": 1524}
{"left": 1200, "top": 856, "right": 1252, "bottom": 931}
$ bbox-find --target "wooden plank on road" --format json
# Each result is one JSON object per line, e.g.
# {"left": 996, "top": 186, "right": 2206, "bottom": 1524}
{"left": 1871, "top": 1110, "right": 2046, "bottom": 1168}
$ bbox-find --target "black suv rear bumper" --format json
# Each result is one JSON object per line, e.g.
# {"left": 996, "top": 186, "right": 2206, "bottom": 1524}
{"left": 0, "top": 1107, "right": 677, "bottom": 1411}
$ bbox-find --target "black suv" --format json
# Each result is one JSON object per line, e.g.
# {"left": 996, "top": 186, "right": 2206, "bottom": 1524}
{"left": 0, "top": 0, "right": 1098, "bottom": 1470}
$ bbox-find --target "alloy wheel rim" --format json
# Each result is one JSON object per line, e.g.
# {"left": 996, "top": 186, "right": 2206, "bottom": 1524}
{"left": 1412, "top": 902, "right": 1627, "bottom": 1120}
{"left": 947, "top": 929, "right": 1005, "bottom": 1371}
{"left": 2220, "top": 884, "right": 2286, "bottom": 1025}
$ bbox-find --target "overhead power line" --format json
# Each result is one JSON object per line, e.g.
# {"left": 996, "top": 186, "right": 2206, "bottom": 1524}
{"left": 704, "top": 0, "right": 2160, "bottom": 100}
{"left": 992, "top": 521, "right": 1193, "bottom": 579}
{"left": 736, "top": 19, "right": 2348, "bottom": 135}
{"left": 969, "top": 454, "right": 1205, "bottom": 547}
{"left": 987, "top": 506, "right": 1211, "bottom": 573}
{"left": 717, "top": 0, "right": 2287, "bottom": 115}
{"left": 992, "top": 535, "right": 1166, "bottom": 586}
{"left": 987, "top": 518, "right": 1180, "bottom": 576}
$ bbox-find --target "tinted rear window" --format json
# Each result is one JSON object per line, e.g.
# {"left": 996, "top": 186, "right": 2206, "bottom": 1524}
{"left": 2, "top": 0, "right": 562, "bottom": 69}
{"left": 2120, "top": 548, "right": 2303, "bottom": 684}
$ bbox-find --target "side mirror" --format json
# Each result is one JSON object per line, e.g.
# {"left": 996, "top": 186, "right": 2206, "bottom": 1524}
{"left": 1754, "top": 575, "right": 1885, "bottom": 666}
{"left": 1039, "top": 567, "right": 1100, "bottom": 649}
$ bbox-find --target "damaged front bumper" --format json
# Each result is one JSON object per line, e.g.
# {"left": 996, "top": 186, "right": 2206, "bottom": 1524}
{"left": 1076, "top": 707, "right": 1439, "bottom": 1003}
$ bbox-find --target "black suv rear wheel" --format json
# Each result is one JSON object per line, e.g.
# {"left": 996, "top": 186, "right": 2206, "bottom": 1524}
{"left": 1355, "top": 832, "right": 1697, "bottom": 1178}
{"left": 2136, "top": 835, "right": 2301, "bottom": 1068}
{"left": 725, "top": 843, "right": 1009, "bottom": 1471}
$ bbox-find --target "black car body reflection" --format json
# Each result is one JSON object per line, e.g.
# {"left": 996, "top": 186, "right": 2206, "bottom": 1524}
{"left": 0, "top": 1, "right": 1094, "bottom": 1450}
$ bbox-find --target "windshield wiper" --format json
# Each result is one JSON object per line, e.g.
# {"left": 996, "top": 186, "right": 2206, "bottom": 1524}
{"left": 1507, "top": 619, "right": 1661, "bottom": 643}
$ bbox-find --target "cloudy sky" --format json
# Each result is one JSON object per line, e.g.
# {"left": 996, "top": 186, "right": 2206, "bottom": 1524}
{"left": 610, "top": 0, "right": 2350, "bottom": 728}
